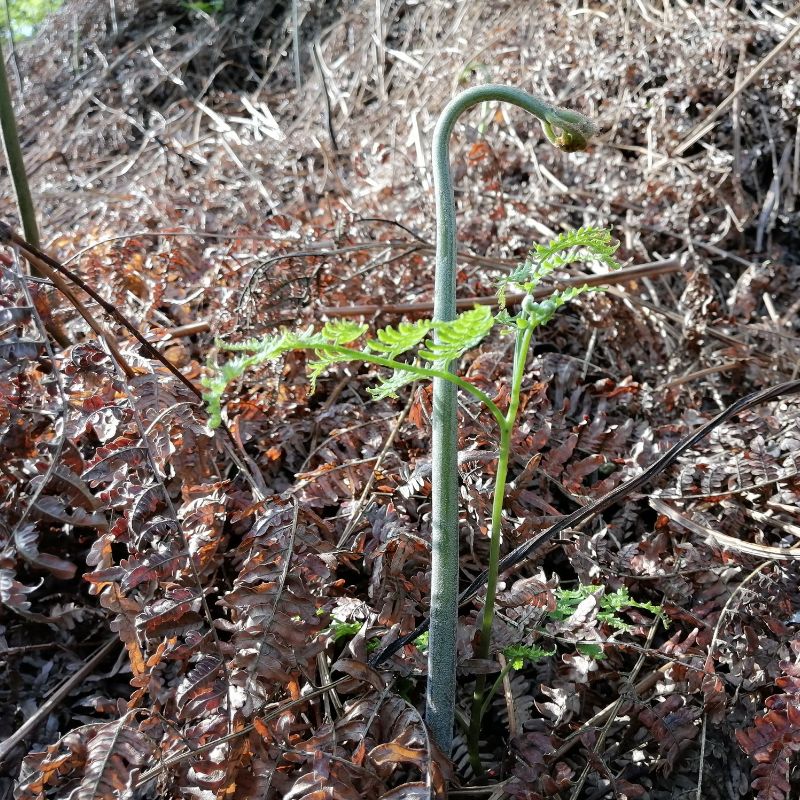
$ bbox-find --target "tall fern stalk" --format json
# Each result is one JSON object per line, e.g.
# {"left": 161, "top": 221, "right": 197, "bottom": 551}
{"left": 202, "top": 91, "right": 616, "bottom": 770}
{"left": 429, "top": 84, "right": 597, "bottom": 753}
{"left": 0, "top": 39, "right": 40, "bottom": 250}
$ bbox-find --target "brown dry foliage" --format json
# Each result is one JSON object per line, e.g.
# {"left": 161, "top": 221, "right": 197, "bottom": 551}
{"left": 1, "top": 1, "right": 800, "bottom": 799}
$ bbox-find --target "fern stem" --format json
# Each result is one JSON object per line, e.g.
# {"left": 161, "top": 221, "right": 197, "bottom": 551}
{"left": 320, "top": 345, "right": 505, "bottom": 426}
{"left": 0, "top": 41, "right": 71, "bottom": 348}
{"left": 0, "top": 39, "right": 39, "bottom": 249}
{"left": 428, "top": 84, "right": 596, "bottom": 754}
{"left": 466, "top": 322, "right": 533, "bottom": 772}
{"left": 466, "top": 420, "right": 511, "bottom": 775}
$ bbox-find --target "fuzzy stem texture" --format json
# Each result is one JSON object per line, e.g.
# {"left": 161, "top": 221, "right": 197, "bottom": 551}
{"left": 428, "top": 84, "right": 595, "bottom": 754}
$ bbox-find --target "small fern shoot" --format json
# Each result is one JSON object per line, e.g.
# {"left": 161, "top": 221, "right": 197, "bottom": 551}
{"left": 202, "top": 223, "right": 620, "bottom": 775}
{"left": 498, "top": 226, "right": 620, "bottom": 310}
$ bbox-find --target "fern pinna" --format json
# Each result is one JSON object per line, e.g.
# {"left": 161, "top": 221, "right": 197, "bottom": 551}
{"left": 736, "top": 659, "right": 800, "bottom": 800}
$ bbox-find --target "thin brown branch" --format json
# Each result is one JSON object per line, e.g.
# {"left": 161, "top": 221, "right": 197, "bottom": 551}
{"left": 0, "top": 637, "right": 119, "bottom": 765}
{"left": 318, "top": 256, "right": 681, "bottom": 318}
{"left": 0, "top": 220, "right": 201, "bottom": 397}
{"left": 16, "top": 246, "right": 136, "bottom": 377}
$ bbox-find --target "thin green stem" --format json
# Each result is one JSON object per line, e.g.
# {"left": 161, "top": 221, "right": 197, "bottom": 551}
{"left": 467, "top": 324, "right": 533, "bottom": 774}
{"left": 0, "top": 41, "right": 73, "bottom": 348}
{"left": 480, "top": 662, "right": 516, "bottom": 722}
{"left": 506, "top": 325, "right": 534, "bottom": 424}
{"left": 466, "top": 421, "right": 511, "bottom": 776}
{"left": 478, "top": 425, "right": 512, "bottom": 658}
{"left": 320, "top": 345, "right": 505, "bottom": 426}
{"left": 0, "top": 39, "right": 39, "bottom": 249}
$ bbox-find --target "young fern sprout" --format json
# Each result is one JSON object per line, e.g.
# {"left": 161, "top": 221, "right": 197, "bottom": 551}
{"left": 428, "top": 85, "right": 602, "bottom": 758}
{"left": 203, "top": 85, "right": 615, "bottom": 769}
{"left": 202, "top": 225, "right": 620, "bottom": 772}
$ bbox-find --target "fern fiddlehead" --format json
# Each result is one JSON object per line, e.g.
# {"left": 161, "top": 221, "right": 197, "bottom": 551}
{"left": 427, "top": 84, "right": 598, "bottom": 755}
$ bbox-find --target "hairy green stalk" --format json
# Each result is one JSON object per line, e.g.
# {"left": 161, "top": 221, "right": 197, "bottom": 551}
{"left": 429, "top": 84, "right": 597, "bottom": 754}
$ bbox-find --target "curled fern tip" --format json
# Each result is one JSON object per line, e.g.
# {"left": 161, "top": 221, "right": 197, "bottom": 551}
{"left": 542, "top": 106, "right": 598, "bottom": 152}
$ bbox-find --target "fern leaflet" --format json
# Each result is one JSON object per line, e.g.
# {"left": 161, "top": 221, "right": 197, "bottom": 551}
{"left": 498, "top": 226, "right": 620, "bottom": 308}
{"left": 368, "top": 368, "right": 418, "bottom": 400}
{"left": 366, "top": 319, "right": 432, "bottom": 359}
{"left": 418, "top": 305, "right": 494, "bottom": 363}
{"left": 321, "top": 319, "right": 368, "bottom": 345}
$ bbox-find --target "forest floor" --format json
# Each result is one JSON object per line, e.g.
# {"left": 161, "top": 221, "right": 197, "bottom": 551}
{"left": 1, "top": 1, "right": 800, "bottom": 798}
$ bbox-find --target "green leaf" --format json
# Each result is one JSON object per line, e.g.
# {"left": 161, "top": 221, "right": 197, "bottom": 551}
{"left": 549, "top": 585, "right": 596, "bottom": 621}
{"left": 214, "top": 335, "right": 271, "bottom": 353}
{"left": 282, "top": 328, "right": 329, "bottom": 350}
{"left": 298, "top": 320, "right": 370, "bottom": 389}
{"left": 201, "top": 386, "right": 224, "bottom": 430}
{"left": 518, "top": 284, "right": 602, "bottom": 331}
{"left": 502, "top": 643, "right": 555, "bottom": 670}
{"left": 201, "top": 344, "right": 284, "bottom": 429}
{"left": 367, "top": 367, "right": 418, "bottom": 400}
{"left": 202, "top": 329, "right": 334, "bottom": 428}
{"left": 321, "top": 319, "right": 369, "bottom": 345}
{"left": 206, "top": 305, "right": 487, "bottom": 421}
{"left": 366, "top": 319, "right": 432, "bottom": 359}
{"left": 533, "top": 226, "right": 619, "bottom": 263}
{"left": 327, "top": 621, "right": 364, "bottom": 642}
{"left": 549, "top": 584, "right": 664, "bottom": 632}
{"left": 498, "top": 226, "right": 620, "bottom": 303}
{"left": 576, "top": 643, "right": 605, "bottom": 660}
{"left": 597, "top": 586, "right": 665, "bottom": 631}
{"left": 418, "top": 305, "right": 494, "bottom": 363}
{"left": 307, "top": 348, "right": 352, "bottom": 391}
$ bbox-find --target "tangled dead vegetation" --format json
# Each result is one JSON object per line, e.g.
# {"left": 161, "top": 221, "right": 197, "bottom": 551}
{"left": 1, "top": 1, "right": 800, "bottom": 798}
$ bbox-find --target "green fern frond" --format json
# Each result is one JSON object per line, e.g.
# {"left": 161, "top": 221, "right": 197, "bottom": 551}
{"left": 201, "top": 373, "right": 227, "bottom": 430}
{"left": 534, "top": 226, "right": 618, "bottom": 263}
{"left": 503, "top": 643, "right": 556, "bottom": 670}
{"left": 368, "top": 367, "right": 418, "bottom": 400}
{"left": 281, "top": 328, "right": 329, "bottom": 350}
{"left": 213, "top": 336, "right": 268, "bottom": 353}
{"left": 514, "top": 283, "right": 608, "bottom": 331}
{"left": 550, "top": 284, "right": 593, "bottom": 304}
{"left": 366, "top": 319, "right": 432, "bottom": 359}
{"left": 498, "top": 226, "right": 620, "bottom": 304}
{"left": 307, "top": 348, "right": 354, "bottom": 391}
{"left": 203, "top": 228, "right": 617, "bottom": 430}
{"left": 321, "top": 319, "right": 368, "bottom": 345}
{"left": 201, "top": 348, "right": 275, "bottom": 429}
{"left": 202, "top": 329, "right": 329, "bottom": 428}
{"left": 418, "top": 305, "right": 494, "bottom": 362}
{"left": 550, "top": 584, "right": 665, "bottom": 632}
